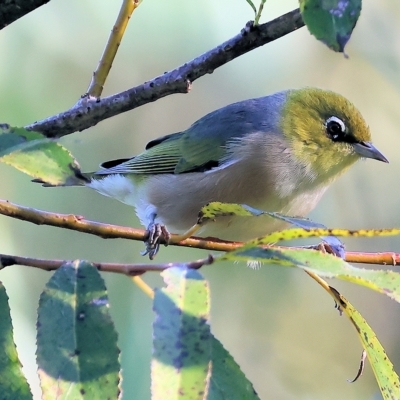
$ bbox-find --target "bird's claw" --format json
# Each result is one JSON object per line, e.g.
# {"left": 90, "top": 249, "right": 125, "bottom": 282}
{"left": 306, "top": 241, "right": 346, "bottom": 259}
{"left": 320, "top": 241, "right": 346, "bottom": 258}
{"left": 141, "top": 223, "right": 171, "bottom": 259}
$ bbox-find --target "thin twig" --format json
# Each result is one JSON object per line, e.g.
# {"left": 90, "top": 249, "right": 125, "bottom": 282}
{"left": 345, "top": 251, "right": 400, "bottom": 266}
{"left": 86, "top": 0, "right": 142, "bottom": 98}
{"left": 25, "top": 9, "right": 304, "bottom": 138}
{"left": 131, "top": 276, "right": 154, "bottom": 298}
{"left": 0, "top": 253, "right": 214, "bottom": 276}
{"left": 254, "top": 0, "right": 267, "bottom": 26}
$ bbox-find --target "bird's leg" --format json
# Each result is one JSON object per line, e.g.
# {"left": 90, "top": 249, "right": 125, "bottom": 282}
{"left": 141, "top": 213, "right": 201, "bottom": 259}
{"left": 141, "top": 215, "right": 171, "bottom": 260}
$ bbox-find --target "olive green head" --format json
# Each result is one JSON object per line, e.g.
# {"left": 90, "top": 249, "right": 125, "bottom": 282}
{"left": 280, "top": 88, "right": 387, "bottom": 182}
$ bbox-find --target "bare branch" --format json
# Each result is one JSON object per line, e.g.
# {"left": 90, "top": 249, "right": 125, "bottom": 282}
{"left": 0, "top": 198, "right": 238, "bottom": 251}
{"left": 26, "top": 8, "right": 304, "bottom": 138}
{"left": 0, "top": 253, "right": 214, "bottom": 276}
{"left": 0, "top": 199, "right": 145, "bottom": 240}
{"left": 0, "top": 0, "right": 50, "bottom": 30}
{"left": 86, "top": 0, "right": 142, "bottom": 98}
{"left": 0, "top": 198, "right": 399, "bottom": 266}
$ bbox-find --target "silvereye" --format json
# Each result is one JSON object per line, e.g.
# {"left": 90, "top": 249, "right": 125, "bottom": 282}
{"left": 86, "top": 88, "right": 388, "bottom": 258}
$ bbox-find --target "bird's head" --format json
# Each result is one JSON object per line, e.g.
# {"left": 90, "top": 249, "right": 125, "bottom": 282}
{"left": 280, "top": 88, "right": 388, "bottom": 183}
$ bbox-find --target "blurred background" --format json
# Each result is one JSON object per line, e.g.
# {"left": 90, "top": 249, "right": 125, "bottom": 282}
{"left": 0, "top": 0, "right": 399, "bottom": 399}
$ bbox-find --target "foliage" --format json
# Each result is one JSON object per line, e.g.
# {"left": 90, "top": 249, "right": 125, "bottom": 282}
{"left": 0, "top": 1, "right": 399, "bottom": 400}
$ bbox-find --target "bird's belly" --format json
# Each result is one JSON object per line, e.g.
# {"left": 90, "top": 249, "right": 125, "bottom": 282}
{"left": 196, "top": 188, "right": 327, "bottom": 241}
{"left": 143, "top": 171, "right": 328, "bottom": 242}
{"left": 87, "top": 174, "right": 137, "bottom": 205}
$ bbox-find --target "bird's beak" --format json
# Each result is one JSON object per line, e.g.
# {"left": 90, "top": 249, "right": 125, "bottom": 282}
{"left": 352, "top": 142, "right": 389, "bottom": 163}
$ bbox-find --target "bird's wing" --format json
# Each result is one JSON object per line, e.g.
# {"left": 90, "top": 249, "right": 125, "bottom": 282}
{"left": 94, "top": 115, "right": 244, "bottom": 176}
{"left": 93, "top": 132, "right": 184, "bottom": 175}
{"left": 93, "top": 97, "right": 279, "bottom": 176}
{"left": 93, "top": 129, "right": 228, "bottom": 175}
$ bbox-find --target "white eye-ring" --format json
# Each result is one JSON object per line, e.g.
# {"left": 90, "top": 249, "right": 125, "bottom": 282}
{"left": 325, "top": 116, "right": 346, "bottom": 141}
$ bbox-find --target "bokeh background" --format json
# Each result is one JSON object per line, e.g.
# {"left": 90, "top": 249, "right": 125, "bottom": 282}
{"left": 0, "top": 0, "right": 399, "bottom": 399}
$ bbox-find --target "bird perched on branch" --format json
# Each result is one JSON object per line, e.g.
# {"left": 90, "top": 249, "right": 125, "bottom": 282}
{"left": 85, "top": 88, "right": 388, "bottom": 258}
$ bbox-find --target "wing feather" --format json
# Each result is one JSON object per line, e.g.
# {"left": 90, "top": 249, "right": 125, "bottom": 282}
{"left": 92, "top": 95, "right": 284, "bottom": 177}
{"left": 94, "top": 137, "right": 182, "bottom": 175}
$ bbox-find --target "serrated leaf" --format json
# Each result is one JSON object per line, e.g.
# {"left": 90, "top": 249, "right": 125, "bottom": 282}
{"left": 197, "top": 202, "right": 258, "bottom": 224}
{"left": 249, "top": 227, "right": 400, "bottom": 245}
{"left": 208, "top": 337, "right": 259, "bottom": 400}
{"left": 197, "top": 202, "right": 334, "bottom": 231}
{"left": 199, "top": 204, "right": 400, "bottom": 245}
{"left": 197, "top": 202, "right": 329, "bottom": 229}
{"left": 36, "top": 260, "right": 120, "bottom": 400}
{"left": 222, "top": 245, "right": 400, "bottom": 303}
{"left": 197, "top": 202, "right": 345, "bottom": 253}
{"left": 332, "top": 290, "right": 400, "bottom": 399}
{"left": 299, "top": 0, "right": 362, "bottom": 53}
{"left": 0, "top": 281, "right": 32, "bottom": 400}
{"left": 152, "top": 266, "right": 211, "bottom": 400}
{"left": 0, "top": 124, "right": 83, "bottom": 186}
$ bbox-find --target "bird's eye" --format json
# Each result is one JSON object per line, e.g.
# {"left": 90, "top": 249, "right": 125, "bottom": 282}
{"left": 325, "top": 116, "right": 346, "bottom": 141}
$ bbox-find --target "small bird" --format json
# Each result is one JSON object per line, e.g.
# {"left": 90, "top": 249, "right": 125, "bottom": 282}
{"left": 86, "top": 88, "right": 388, "bottom": 258}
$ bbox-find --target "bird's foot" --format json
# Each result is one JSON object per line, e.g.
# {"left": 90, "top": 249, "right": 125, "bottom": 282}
{"left": 141, "top": 223, "right": 171, "bottom": 260}
{"left": 305, "top": 241, "right": 346, "bottom": 259}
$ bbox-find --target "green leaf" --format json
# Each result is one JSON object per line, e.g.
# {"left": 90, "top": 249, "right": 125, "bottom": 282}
{"left": 198, "top": 203, "right": 400, "bottom": 243}
{"left": 220, "top": 242, "right": 400, "bottom": 397}
{"left": 246, "top": 227, "right": 400, "bottom": 245}
{"left": 197, "top": 202, "right": 345, "bottom": 252}
{"left": 208, "top": 337, "right": 260, "bottom": 400}
{"left": 152, "top": 266, "right": 211, "bottom": 400}
{"left": 197, "top": 202, "right": 334, "bottom": 231}
{"left": 299, "top": 0, "right": 362, "bottom": 53}
{"left": 0, "top": 124, "right": 83, "bottom": 186}
{"left": 222, "top": 245, "right": 400, "bottom": 303}
{"left": 197, "top": 202, "right": 322, "bottom": 227}
{"left": 332, "top": 290, "right": 400, "bottom": 399}
{"left": 36, "top": 260, "right": 121, "bottom": 400}
{"left": 152, "top": 266, "right": 259, "bottom": 399}
{"left": 0, "top": 281, "right": 32, "bottom": 400}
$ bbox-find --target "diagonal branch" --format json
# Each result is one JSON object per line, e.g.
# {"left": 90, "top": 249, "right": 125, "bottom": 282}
{"left": 25, "top": 8, "right": 304, "bottom": 138}
{"left": 0, "top": 0, "right": 51, "bottom": 30}
{"left": 0, "top": 198, "right": 399, "bottom": 266}
{"left": 86, "top": 0, "right": 142, "bottom": 98}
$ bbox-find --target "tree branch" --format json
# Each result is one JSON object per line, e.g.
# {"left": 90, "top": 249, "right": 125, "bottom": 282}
{"left": 0, "top": 253, "right": 214, "bottom": 276}
{"left": 0, "top": 198, "right": 399, "bottom": 266}
{"left": 86, "top": 0, "right": 142, "bottom": 98}
{"left": 25, "top": 8, "right": 304, "bottom": 138}
{"left": 0, "top": 198, "right": 239, "bottom": 251}
{"left": 0, "top": 0, "right": 50, "bottom": 30}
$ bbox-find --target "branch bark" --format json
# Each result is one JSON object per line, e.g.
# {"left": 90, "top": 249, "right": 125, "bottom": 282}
{"left": 0, "top": 253, "right": 213, "bottom": 276}
{"left": 25, "top": 8, "right": 304, "bottom": 138}
{"left": 0, "top": 0, "right": 50, "bottom": 29}
{"left": 0, "top": 199, "right": 399, "bottom": 266}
